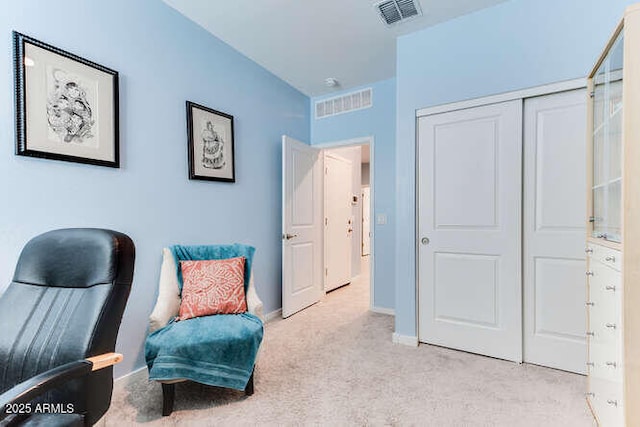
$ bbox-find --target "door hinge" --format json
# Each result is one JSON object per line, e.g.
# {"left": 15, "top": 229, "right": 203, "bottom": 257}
{"left": 325, "top": 217, "right": 328, "bottom": 226}
{"left": 325, "top": 267, "right": 328, "bottom": 276}
{"left": 325, "top": 167, "right": 328, "bottom": 175}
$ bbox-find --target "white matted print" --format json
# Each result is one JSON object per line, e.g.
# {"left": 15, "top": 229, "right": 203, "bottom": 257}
{"left": 186, "top": 101, "right": 235, "bottom": 182}
{"left": 14, "top": 31, "right": 119, "bottom": 167}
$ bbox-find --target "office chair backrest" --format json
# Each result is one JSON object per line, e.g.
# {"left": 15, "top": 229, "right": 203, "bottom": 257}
{"left": 0, "top": 228, "right": 135, "bottom": 425}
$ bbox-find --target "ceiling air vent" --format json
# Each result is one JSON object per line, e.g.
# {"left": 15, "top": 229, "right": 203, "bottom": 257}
{"left": 315, "top": 88, "right": 373, "bottom": 119}
{"left": 375, "top": 0, "right": 422, "bottom": 26}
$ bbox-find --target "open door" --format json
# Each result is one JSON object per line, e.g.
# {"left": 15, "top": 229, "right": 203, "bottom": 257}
{"left": 282, "top": 135, "right": 323, "bottom": 318}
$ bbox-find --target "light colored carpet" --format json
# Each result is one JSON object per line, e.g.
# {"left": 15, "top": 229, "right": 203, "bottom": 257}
{"left": 105, "top": 258, "right": 595, "bottom": 426}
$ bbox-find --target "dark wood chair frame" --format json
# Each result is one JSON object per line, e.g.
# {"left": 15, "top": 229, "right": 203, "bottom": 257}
{"left": 161, "top": 369, "right": 255, "bottom": 416}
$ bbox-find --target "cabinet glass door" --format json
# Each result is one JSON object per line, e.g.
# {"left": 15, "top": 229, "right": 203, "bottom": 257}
{"left": 592, "top": 31, "right": 623, "bottom": 242}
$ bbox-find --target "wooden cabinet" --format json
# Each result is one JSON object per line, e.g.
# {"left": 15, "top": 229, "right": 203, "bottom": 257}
{"left": 586, "top": 4, "right": 640, "bottom": 426}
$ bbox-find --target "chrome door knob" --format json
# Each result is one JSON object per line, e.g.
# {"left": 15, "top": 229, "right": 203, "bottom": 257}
{"left": 421, "top": 237, "right": 430, "bottom": 245}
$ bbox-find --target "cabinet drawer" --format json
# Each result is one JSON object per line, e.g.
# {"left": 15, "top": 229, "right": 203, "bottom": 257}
{"left": 589, "top": 338, "right": 622, "bottom": 382}
{"left": 588, "top": 259, "right": 621, "bottom": 326}
{"left": 588, "top": 244, "right": 622, "bottom": 271}
{"left": 589, "top": 374, "right": 624, "bottom": 427}
{"left": 588, "top": 269, "right": 621, "bottom": 347}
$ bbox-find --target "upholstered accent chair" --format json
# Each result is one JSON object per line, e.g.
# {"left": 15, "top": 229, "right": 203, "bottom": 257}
{"left": 0, "top": 228, "right": 135, "bottom": 426}
{"left": 145, "top": 245, "right": 264, "bottom": 416}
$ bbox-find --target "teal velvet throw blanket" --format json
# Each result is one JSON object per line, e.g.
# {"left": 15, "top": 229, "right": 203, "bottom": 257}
{"left": 145, "top": 244, "right": 263, "bottom": 390}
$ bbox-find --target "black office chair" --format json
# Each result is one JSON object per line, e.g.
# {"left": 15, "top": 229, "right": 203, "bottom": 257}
{"left": 0, "top": 228, "right": 135, "bottom": 426}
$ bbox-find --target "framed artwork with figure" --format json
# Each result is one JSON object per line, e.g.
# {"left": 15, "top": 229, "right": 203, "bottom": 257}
{"left": 186, "top": 101, "right": 235, "bottom": 182}
{"left": 13, "top": 31, "right": 119, "bottom": 168}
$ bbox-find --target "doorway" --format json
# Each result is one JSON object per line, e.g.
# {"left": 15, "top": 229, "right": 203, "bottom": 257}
{"left": 322, "top": 140, "right": 373, "bottom": 304}
{"left": 281, "top": 136, "right": 374, "bottom": 318}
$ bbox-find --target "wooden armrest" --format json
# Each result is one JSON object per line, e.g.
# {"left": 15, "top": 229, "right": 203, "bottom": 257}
{"left": 87, "top": 352, "right": 123, "bottom": 371}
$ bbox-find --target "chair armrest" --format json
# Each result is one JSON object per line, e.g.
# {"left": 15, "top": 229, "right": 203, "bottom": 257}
{"left": 0, "top": 353, "right": 122, "bottom": 421}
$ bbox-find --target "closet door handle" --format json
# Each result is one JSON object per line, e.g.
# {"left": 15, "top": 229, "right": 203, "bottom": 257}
{"left": 605, "top": 361, "right": 617, "bottom": 368}
{"left": 586, "top": 271, "right": 594, "bottom": 276}
{"left": 606, "top": 323, "right": 617, "bottom": 329}
{"left": 606, "top": 285, "right": 616, "bottom": 292}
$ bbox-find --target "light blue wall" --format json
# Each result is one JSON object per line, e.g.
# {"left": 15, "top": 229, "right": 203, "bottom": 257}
{"left": 395, "top": 0, "right": 638, "bottom": 337}
{"left": 0, "top": 0, "right": 309, "bottom": 376}
{"left": 311, "top": 78, "right": 396, "bottom": 310}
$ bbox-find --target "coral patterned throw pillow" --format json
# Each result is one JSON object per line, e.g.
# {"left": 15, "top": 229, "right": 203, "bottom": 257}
{"left": 178, "top": 257, "right": 247, "bottom": 320}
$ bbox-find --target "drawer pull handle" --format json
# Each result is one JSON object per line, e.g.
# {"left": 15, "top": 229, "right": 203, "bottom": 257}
{"left": 586, "top": 362, "right": 595, "bottom": 367}
{"left": 585, "top": 247, "right": 594, "bottom": 254}
{"left": 586, "top": 302, "right": 595, "bottom": 307}
{"left": 606, "top": 323, "right": 617, "bottom": 329}
{"left": 607, "top": 399, "right": 618, "bottom": 407}
{"left": 605, "top": 361, "right": 617, "bottom": 368}
{"left": 605, "top": 255, "right": 616, "bottom": 262}
{"left": 606, "top": 285, "right": 616, "bottom": 292}
{"left": 586, "top": 271, "right": 594, "bottom": 276}
{"left": 586, "top": 332, "right": 595, "bottom": 337}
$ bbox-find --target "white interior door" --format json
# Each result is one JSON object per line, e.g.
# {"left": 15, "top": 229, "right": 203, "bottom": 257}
{"left": 523, "top": 89, "right": 587, "bottom": 373}
{"left": 362, "top": 187, "right": 371, "bottom": 256}
{"left": 418, "top": 100, "right": 523, "bottom": 362}
{"left": 282, "top": 135, "right": 323, "bottom": 318}
{"left": 324, "top": 153, "right": 353, "bottom": 291}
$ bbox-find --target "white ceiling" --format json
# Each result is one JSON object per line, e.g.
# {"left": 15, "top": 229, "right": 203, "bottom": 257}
{"left": 163, "top": 0, "right": 508, "bottom": 97}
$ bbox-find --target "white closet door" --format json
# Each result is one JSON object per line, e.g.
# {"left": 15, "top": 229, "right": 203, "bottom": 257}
{"left": 418, "top": 100, "right": 523, "bottom": 362}
{"left": 523, "top": 89, "right": 587, "bottom": 373}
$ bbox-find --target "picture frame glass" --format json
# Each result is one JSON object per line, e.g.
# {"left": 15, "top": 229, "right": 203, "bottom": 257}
{"left": 188, "top": 103, "right": 235, "bottom": 182}
{"left": 14, "top": 32, "right": 119, "bottom": 167}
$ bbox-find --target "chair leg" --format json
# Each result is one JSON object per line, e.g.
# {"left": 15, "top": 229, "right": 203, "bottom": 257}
{"left": 162, "top": 383, "right": 175, "bottom": 416}
{"left": 245, "top": 370, "right": 254, "bottom": 396}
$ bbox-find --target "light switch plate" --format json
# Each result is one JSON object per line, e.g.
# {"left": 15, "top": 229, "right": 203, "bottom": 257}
{"left": 377, "top": 213, "right": 387, "bottom": 225}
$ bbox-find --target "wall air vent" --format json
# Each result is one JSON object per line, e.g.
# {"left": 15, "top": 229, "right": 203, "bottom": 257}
{"left": 315, "top": 88, "right": 373, "bottom": 119}
{"left": 375, "top": 0, "right": 422, "bottom": 26}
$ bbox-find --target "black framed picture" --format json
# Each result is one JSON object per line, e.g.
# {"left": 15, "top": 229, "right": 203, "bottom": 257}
{"left": 13, "top": 31, "right": 119, "bottom": 168}
{"left": 186, "top": 101, "right": 235, "bottom": 182}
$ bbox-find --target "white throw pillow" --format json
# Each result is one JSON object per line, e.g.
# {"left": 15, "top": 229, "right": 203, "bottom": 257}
{"left": 148, "top": 248, "right": 181, "bottom": 332}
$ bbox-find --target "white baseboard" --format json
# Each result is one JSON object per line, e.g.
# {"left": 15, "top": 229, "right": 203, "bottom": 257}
{"left": 392, "top": 333, "right": 419, "bottom": 347}
{"left": 114, "top": 366, "right": 147, "bottom": 392}
{"left": 370, "top": 306, "right": 394, "bottom": 316}
{"left": 265, "top": 308, "right": 282, "bottom": 322}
